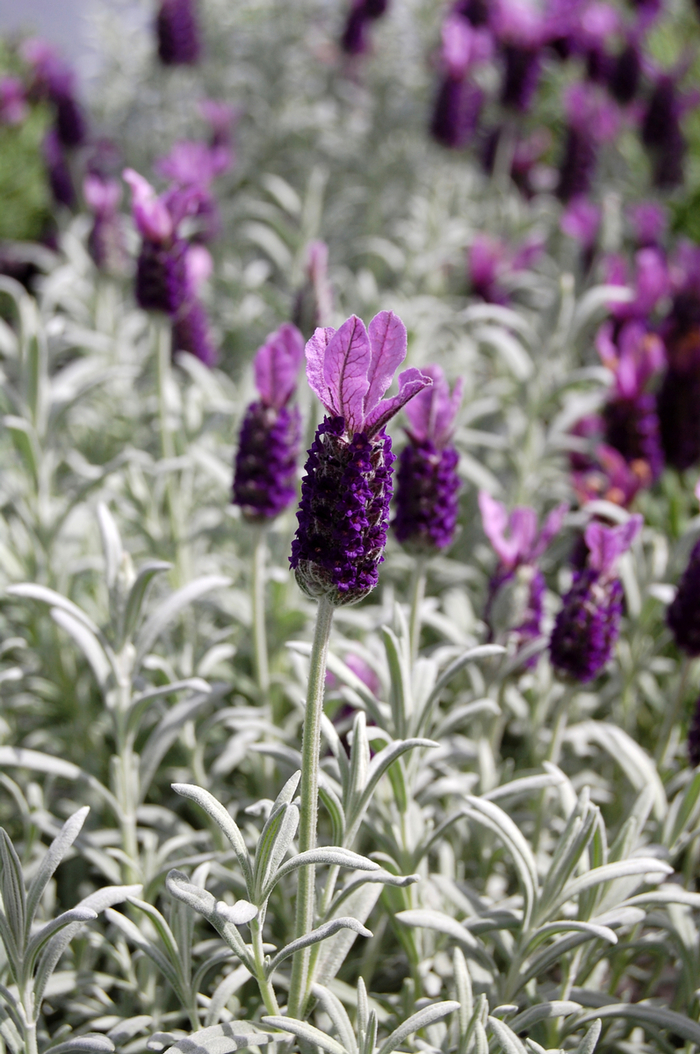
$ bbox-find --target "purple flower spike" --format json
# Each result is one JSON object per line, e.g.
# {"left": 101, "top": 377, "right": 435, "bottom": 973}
{"left": 628, "top": 202, "right": 667, "bottom": 248}
{"left": 124, "top": 169, "right": 191, "bottom": 315}
{"left": 550, "top": 515, "right": 642, "bottom": 682}
{"left": 233, "top": 324, "right": 304, "bottom": 522}
{"left": 291, "top": 312, "right": 431, "bottom": 605}
{"left": 156, "top": 0, "right": 201, "bottom": 65}
{"left": 0, "top": 77, "right": 28, "bottom": 126}
{"left": 657, "top": 256, "right": 700, "bottom": 470}
{"left": 393, "top": 366, "right": 463, "bottom": 553}
{"left": 688, "top": 694, "right": 700, "bottom": 768}
{"left": 84, "top": 175, "right": 126, "bottom": 273}
{"left": 668, "top": 482, "right": 700, "bottom": 656}
{"left": 431, "top": 14, "right": 491, "bottom": 148}
{"left": 43, "top": 130, "right": 75, "bottom": 208}
{"left": 480, "top": 492, "right": 567, "bottom": 661}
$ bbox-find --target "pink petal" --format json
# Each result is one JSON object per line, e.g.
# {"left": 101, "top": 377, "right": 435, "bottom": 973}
{"left": 324, "top": 315, "right": 372, "bottom": 433}
{"left": 123, "top": 168, "right": 172, "bottom": 242}
{"left": 479, "top": 491, "right": 519, "bottom": 568}
{"left": 531, "top": 503, "right": 568, "bottom": 560}
{"left": 364, "top": 311, "right": 408, "bottom": 418}
{"left": 254, "top": 323, "right": 305, "bottom": 409}
{"left": 585, "top": 514, "right": 642, "bottom": 574}
{"left": 185, "top": 245, "right": 213, "bottom": 292}
{"left": 404, "top": 364, "right": 446, "bottom": 442}
{"left": 364, "top": 367, "right": 432, "bottom": 437}
{"left": 509, "top": 507, "right": 539, "bottom": 562}
{"left": 435, "top": 374, "right": 464, "bottom": 448}
{"left": 305, "top": 326, "right": 337, "bottom": 414}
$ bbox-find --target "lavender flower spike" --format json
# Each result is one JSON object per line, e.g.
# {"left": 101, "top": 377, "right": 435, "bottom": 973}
{"left": 479, "top": 492, "right": 567, "bottom": 660}
{"left": 233, "top": 324, "right": 305, "bottom": 522}
{"left": 550, "top": 515, "right": 642, "bottom": 683}
{"left": 124, "top": 168, "right": 189, "bottom": 315}
{"left": 393, "top": 365, "right": 463, "bottom": 553}
{"left": 667, "top": 480, "right": 700, "bottom": 656}
{"left": 290, "top": 312, "right": 432, "bottom": 605}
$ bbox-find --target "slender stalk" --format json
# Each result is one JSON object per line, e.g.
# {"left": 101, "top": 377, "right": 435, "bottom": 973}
{"left": 250, "top": 915, "right": 280, "bottom": 1015}
{"left": 658, "top": 656, "right": 692, "bottom": 769}
{"left": 252, "top": 526, "right": 270, "bottom": 695}
{"left": 288, "top": 595, "right": 335, "bottom": 1018}
{"left": 155, "top": 319, "right": 184, "bottom": 582}
{"left": 408, "top": 557, "right": 427, "bottom": 666}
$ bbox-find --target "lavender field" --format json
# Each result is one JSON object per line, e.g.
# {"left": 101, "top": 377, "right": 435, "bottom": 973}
{"left": 1, "top": 2, "right": 700, "bottom": 1052}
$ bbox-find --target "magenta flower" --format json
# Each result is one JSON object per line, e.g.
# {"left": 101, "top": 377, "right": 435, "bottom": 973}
{"left": 550, "top": 515, "right": 642, "bottom": 682}
{"left": 84, "top": 174, "right": 126, "bottom": 273}
{"left": 468, "top": 233, "right": 542, "bottom": 304}
{"left": 561, "top": 198, "right": 602, "bottom": 252}
{"left": 572, "top": 443, "right": 650, "bottom": 508}
{"left": 557, "top": 82, "right": 619, "bottom": 203}
{"left": 23, "top": 39, "right": 87, "bottom": 147}
{"left": 604, "top": 248, "right": 669, "bottom": 322}
{"left": 628, "top": 202, "right": 667, "bottom": 248}
{"left": 430, "top": 17, "right": 490, "bottom": 149}
{"left": 290, "top": 312, "right": 431, "bottom": 605}
{"left": 479, "top": 492, "right": 567, "bottom": 660}
{"left": 124, "top": 168, "right": 192, "bottom": 313}
{"left": 233, "top": 324, "right": 305, "bottom": 522}
{"left": 393, "top": 366, "right": 463, "bottom": 553}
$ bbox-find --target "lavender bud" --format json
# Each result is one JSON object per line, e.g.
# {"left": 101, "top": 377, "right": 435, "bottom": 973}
{"left": 557, "top": 125, "right": 597, "bottom": 203}
{"left": 135, "top": 238, "right": 189, "bottom": 315}
{"left": 607, "top": 43, "right": 641, "bottom": 105}
{"left": 156, "top": 0, "right": 201, "bottom": 65}
{"left": 233, "top": 402, "right": 301, "bottom": 523}
{"left": 43, "top": 129, "right": 75, "bottom": 208}
{"left": 500, "top": 46, "right": 541, "bottom": 111}
{"left": 290, "top": 417, "right": 395, "bottom": 606}
{"left": 393, "top": 441, "right": 460, "bottom": 553}
{"left": 658, "top": 292, "right": 700, "bottom": 470}
{"left": 667, "top": 538, "right": 700, "bottom": 656}
{"left": 602, "top": 393, "right": 663, "bottom": 481}
{"left": 430, "top": 76, "right": 483, "bottom": 149}
{"left": 549, "top": 568, "right": 624, "bottom": 682}
{"left": 172, "top": 298, "right": 217, "bottom": 367}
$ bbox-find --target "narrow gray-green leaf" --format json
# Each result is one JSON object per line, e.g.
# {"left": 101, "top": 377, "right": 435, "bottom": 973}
{"left": 376, "top": 1001, "right": 460, "bottom": 1054}
{"left": 267, "top": 916, "right": 371, "bottom": 973}
{"left": 135, "top": 575, "right": 231, "bottom": 666}
{"left": 26, "top": 807, "right": 89, "bottom": 931}
{"left": 172, "top": 784, "right": 253, "bottom": 889}
{"left": 261, "top": 1016, "right": 341, "bottom": 1054}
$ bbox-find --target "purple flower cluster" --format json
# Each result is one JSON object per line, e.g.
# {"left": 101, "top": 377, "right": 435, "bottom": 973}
{"left": 154, "top": 139, "right": 232, "bottom": 243}
{"left": 124, "top": 169, "right": 217, "bottom": 366}
{"left": 290, "top": 312, "right": 431, "bottom": 605}
{"left": 550, "top": 516, "right": 641, "bottom": 682}
{"left": 233, "top": 324, "right": 305, "bottom": 522}
{"left": 688, "top": 696, "right": 700, "bottom": 769}
{"left": 340, "top": 0, "right": 390, "bottom": 55}
{"left": 668, "top": 537, "right": 700, "bottom": 656}
{"left": 479, "top": 492, "right": 567, "bottom": 660}
{"left": 467, "top": 233, "right": 542, "bottom": 305}
{"left": 84, "top": 175, "right": 126, "bottom": 274}
{"left": 156, "top": 0, "right": 201, "bottom": 65}
{"left": 657, "top": 246, "right": 700, "bottom": 470}
{"left": 393, "top": 366, "right": 463, "bottom": 553}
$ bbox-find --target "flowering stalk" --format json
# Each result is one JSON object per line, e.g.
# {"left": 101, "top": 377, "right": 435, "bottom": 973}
{"left": 288, "top": 310, "right": 430, "bottom": 1014}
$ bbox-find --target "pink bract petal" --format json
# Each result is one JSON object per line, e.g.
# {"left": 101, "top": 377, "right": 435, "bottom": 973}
{"left": 83, "top": 175, "right": 121, "bottom": 215}
{"left": 479, "top": 491, "right": 519, "bottom": 567}
{"left": 365, "top": 311, "right": 408, "bottom": 418}
{"left": 585, "top": 514, "right": 642, "bottom": 575}
{"left": 364, "top": 367, "right": 432, "bottom": 438}
{"left": 185, "top": 245, "right": 213, "bottom": 292}
{"left": 532, "top": 503, "right": 568, "bottom": 560}
{"left": 509, "top": 507, "right": 539, "bottom": 562}
{"left": 254, "top": 323, "right": 305, "bottom": 410}
{"left": 123, "top": 168, "right": 172, "bottom": 242}
{"left": 305, "top": 326, "right": 337, "bottom": 414}
{"left": 324, "top": 315, "right": 372, "bottom": 434}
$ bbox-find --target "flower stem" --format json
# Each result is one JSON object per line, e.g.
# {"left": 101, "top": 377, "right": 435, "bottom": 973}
{"left": 657, "top": 655, "right": 691, "bottom": 769}
{"left": 288, "top": 594, "right": 335, "bottom": 1018}
{"left": 409, "top": 557, "right": 427, "bottom": 665}
{"left": 252, "top": 526, "right": 270, "bottom": 696}
{"left": 155, "top": 319, "right": 184, "bottom": 582}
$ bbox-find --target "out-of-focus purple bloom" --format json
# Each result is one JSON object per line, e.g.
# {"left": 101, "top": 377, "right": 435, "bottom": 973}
{"left": 156, "top": 0, "right": 201, "bottom": 65}
{"left": 667, "top": 480, "right": 700, "bottom": 656}
{"left": 453, "top": 0, "right": 490, "bottom": 26}
{"left": 490, "top": 0, "right": 546, "bottom": 111}
{"left": 608, "top": 40, "right": 642, "bottom": 104}
{"left": 340, "top": 0, "right": 390, "bottom": 54}
{"left": 199, "top": 100, "right": 239, "bottom": 149}
{"left": 233, "top": 324, "right": 304, "bottom": 521}
{"left": 480, "top": 491, "right": 567, "bottom": 660}
{"left": 641, "top": 73, "right": 688, "bottom": 189}
{"left": 155, "top": 140, "right": 231, "bottom": 242}
{"left": 688, "top": 694, "right": 700, "bottom": 768}
{"left": 290, "top": 312, "right": 431, "bottom": 605}
{"left": 604, "top": 247, "right": 669, "bottom": 321}
{"left": 628, "top": 202, "right": 667, "bottom": 247}
{"left": 326, "top": 652, "right": 382, "bottom": 696}
{"left": 549, "top": 515, "right": 642, "bottom": 682}
{"left": 23, "top": 39, "right": 87, "bottom": 147}
{"left": 172, "top": 297, "right": 217, "bottom": 366}
{"left": 596, "top": 320, "right": 665, "bottom": 480}
{"left": 657, "top": 254, "right": 700, "bottom": 470}
{"left": 431, "top": 17, "right": 490, "bottom": 148}
{"left": 43, "top": 129, "right": 75, "bottom": 208}
{"left": 557, "top": 82, "right": 619, "bottom": 203}
{"left": 293, "top": 241, "right": 334, "bottom": 337}
{"left": 468, "top": 233, "right": 541, "bottom": 304}
{"left": 0, "top": 77, "right": 28, "bottom": 126}
{"left": 561, "top": 197, "right": 602, "bottom": 265}
{"left": 393, "top": 366, "right": 463, "bottom": 553}
{"left": 572, "top": 442, "right": 651, "bottom": 507}
{"left": 84, "top": 175, "right": 126, "bottom": 273}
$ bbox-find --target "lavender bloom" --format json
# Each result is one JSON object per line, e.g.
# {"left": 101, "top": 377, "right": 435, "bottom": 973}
{"left": 641, "top": 74, "right": 686, "bottom": 189}
{"left": 608, "top": 41, "right": 642, "bottom": 104}
{"left": 124, "top": 169, "right": 192, "bottom": 314}
{"left": 557, "top": 83, "right": 619, "bottom": 203}
{"left": 491, "top": 0, "right": 545, "bottom": 111}
{"left": 156, "top": 0, "right": 201, "bottom": 65}
{"left": 596, "top": 320, "right": 665, "bottom": 480}
{"left": 23, "top": 39, "right": 87, "bottom": 147}
{"left": 628, "top": 202, "right": 667, "bottom": 248}
{"left": 561, "top": 197, "right": 602, "bottom": 270}
{"left": 572, "top": 442, "right": 651, "bottom": 508}
{"left": 550, "top": 516, "right": 642, "bottom": 682}
{"left": 290, "top": 312, "right": 431, "bottom": 605}
{"left": 468, "top": 233, "right": 542, "bottom": 304}
{"left": 155, "top": 140, "right": 231, "bottom": 242}
{"left": 667, "top": 479, "right": 700, "bottom": 655}
{"left": 84, "top": 175, "right": 126, "bottom": 274}
{"left": 43, "top": 129, "right": 75, "bottom": 208}
{"left": 233, "top": 324, "right": 304, "bottom": 522}
{"left": 480, "top": 491, "right": 567, "bottom": 658}
{"left": 393, "top": 366, "right": 463, "bottom": 553}
{"left": 658, "top": 248, "right": 700, "bottom": 469}
{"left": 0, "top": 77, "right": 28, "bottom": 126}
{"left": 340, "top": 0, "right": 389, "bottom": 54}
{"left": 430, "top": 17, "right": 490, "bottom": 149}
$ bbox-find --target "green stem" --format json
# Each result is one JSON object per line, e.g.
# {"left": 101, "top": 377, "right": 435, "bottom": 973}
{"left": 408, "top": 557, "right": 427, "bottom": 666}
{"left": 252, "top": 527, "right": 270, "bottom": 696}
{"left": 288, "top": 595, "right": 335, "bottom": 1018}
{"left": 155, "top": 320, "right": 183, "bottom": 581}
{"left": 250, "top": 915, "right": 280, "bottom": 1015}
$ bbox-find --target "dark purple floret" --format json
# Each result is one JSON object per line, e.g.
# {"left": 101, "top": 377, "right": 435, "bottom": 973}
{"left": 608, "top": 43, "right": 641, "bottom": 104}
{"left": 603, "top": 393, "right": 664, "bottom": 480}
{"left": 135, "top": 238, "right": 189, "bottom": 314}
{"left": 500, "top": 45, "right": 541, "bottom": 111}
{"left": 454, "top": 0, "right": 489, "bottom": 26}
{"left": 290, "top": 416, "right": 395, "bottom": 606}
{"left": 667, "top": 538, "right": 700, "bottom": 656}
{"left": 688, "top": 694, "right": 700, "bottom": 768}
{"left": 341, "top": 7, "right": 369, "bottom": 53}
{"left": 658, "top": 293, "right": 700, "bottom": 469}
{"left": 393, "top": 440, "right": 460, "bottom": 553}
{"left": 363, "top": 0, "right": 389, "bottom": 17}
{"left": 549, "top": 568, "right": 624, "bottom": 682}
{"left": 557, "top": 125, "right": 597, "bottom": 203}
{"left": 156, "top": 0, "right": 201, "bottom": 65}
{"left": 641, "top": 75, "right": 686, "bottom": 188}
{"left": 172, "top": 298, "right": 217, "bottom": 366}
{"left": 43, "top": 130, "right": 75, "bottom": 208}
{"left": 233, "top": 401, "right": 301, "bottom": 523}
{"left": 430, "top": 76, "right": 483, "bottom": 149}
{"left": 54, "top": 91, "right": 87, "bottom": 148}
{"left": 485, "top": 564, "right": 545, "bottom": 664}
